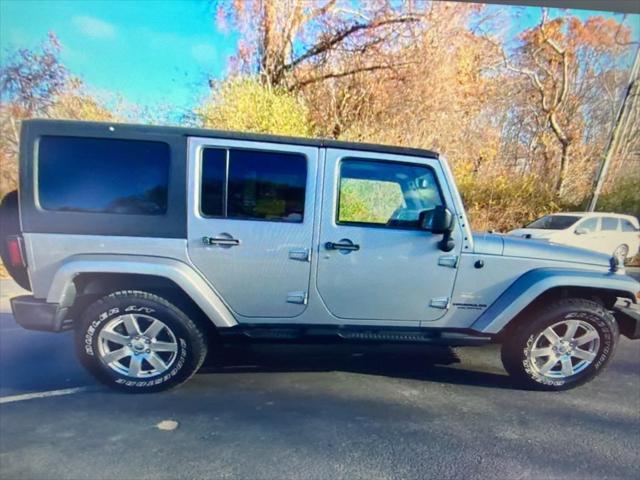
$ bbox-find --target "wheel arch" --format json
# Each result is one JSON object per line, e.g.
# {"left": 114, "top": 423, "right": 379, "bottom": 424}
{"left": 472, "top": 267, "right": 638, "bottom": 336}
{"left": 47, "top": 254, "right": 237, "bottom": 329}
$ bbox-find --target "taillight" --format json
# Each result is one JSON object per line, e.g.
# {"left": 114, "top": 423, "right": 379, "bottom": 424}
{"left": 6, "top": 236, "right": 26, "bottom": 268}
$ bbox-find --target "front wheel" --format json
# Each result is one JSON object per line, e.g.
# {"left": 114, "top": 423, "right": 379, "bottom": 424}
{"left": 613, "top": 244, "right": 629, "bottom": 263}
{"left": 75, "top": 290, "right": 208, "bottom": 393}
{"left": 501, "top": 298, "right": 619, "bottom": 391}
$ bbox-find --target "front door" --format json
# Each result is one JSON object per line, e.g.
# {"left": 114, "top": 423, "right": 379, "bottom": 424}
{"left": 316, "top": 149, "right": 462, "bottom": 322}
{"left": 572, "top": 217, "right": 600, "bottom": 252}
{"left": 187, "top": 138, "right": 318, "bottom": 318}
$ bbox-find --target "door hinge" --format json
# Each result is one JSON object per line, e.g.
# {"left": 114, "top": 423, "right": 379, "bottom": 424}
{"left": 289, "top": 248, "right": 310, "bottom": 262}
{"left": 286, "top": 291, "right": 308, "bottom": 305}
{"left": 430, "top": 297, "right": 450, "bottom": 309}
{"left": 438, "top": 255, "right": 459, "bottom": 268}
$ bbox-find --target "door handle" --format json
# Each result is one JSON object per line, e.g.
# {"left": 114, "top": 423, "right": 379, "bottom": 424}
{"left": 325, "top": 241, "right": 360, "bottom": 251}
{"left": 202, "top": 236, "right": 240, "bottom": 247}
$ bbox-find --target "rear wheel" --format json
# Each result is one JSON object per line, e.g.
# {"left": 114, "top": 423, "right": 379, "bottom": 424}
{"left": 501, "top": 298, "right": 618, "bottom": 391}
{"left": 76, "top": 290, "right": 207, "bottom": 392}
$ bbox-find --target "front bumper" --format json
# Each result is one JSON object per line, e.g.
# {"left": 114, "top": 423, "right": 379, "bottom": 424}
{"left": 10, "top": 295, "right": 71, "bottom": 332}
{"left": 613, "top": 299, "right": 640, "bottom": 340}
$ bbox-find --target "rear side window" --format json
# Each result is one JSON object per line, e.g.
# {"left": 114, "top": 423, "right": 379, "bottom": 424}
{"left": 601, "top": 217, "right": 619, "bottom": 231}
{"left": 621, "top": 219, "right": 639, "bottom": 232}
{"left": 200, "top": 148, "right": 307, "bottom": 223}
{"left": 200, "top": 149, "right": 226, "bottom": 217}
{"left": 38, "top": 136, "right": 170, "bottom": 215}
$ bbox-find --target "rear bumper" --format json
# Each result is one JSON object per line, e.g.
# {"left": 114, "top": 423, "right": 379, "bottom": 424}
{"left": 10, "top": 295, "right": 71, "bottom": 332}
{"left": 613, "top": 299, "right": 640, "bottom": 340}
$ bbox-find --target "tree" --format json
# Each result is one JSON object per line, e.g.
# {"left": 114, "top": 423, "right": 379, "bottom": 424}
{"left": 214, "top": 0, "right": 419, "bottom": 90}
{"left": 500, "top": 11, "right": 633, "bottom": 197}
{"left": 0, "top": 35, "right": 115, "bottom": 197}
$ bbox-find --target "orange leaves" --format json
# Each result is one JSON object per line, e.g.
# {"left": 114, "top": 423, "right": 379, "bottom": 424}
{"left": 520, "top": 17, "right": 565, "bottom": 47}
{"left": 569, "top": 15, "right": 631, "bottom": 48}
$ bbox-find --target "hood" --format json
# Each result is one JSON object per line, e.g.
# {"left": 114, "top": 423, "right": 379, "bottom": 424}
{"left": 473, "top": 232, "right": 611, "bottom": 267}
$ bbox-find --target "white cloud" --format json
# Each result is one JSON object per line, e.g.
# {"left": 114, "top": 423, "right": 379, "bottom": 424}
{"left": 190, "top": 43, "right": 217, "bottom": 65}
{"left": 72, "top": 15, "right": 116, "bottom": 39}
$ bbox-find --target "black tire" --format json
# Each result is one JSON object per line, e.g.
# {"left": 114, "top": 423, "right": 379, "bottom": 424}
{"left": 75, "top": 290, "right": 208, "bottom": 393}
{"left": 501, "top": 298, "right": 619, "bottom": 391}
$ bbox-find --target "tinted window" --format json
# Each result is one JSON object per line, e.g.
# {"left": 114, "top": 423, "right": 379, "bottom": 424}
{"left": 526, "top": 215, "right": 580, "bottom": 230}
{"left": 199, "top": 148, "right": 307, "bottom": 223}
{"left": 579, "top": 217, "right": 598, "bottom": 233}
{"left": 338, "top": 159, "right": 442, "bottom": 229}
{"left": 601, "top": 217, "right": 619, "bottom": 231}
{"left": 200, "top": 149, "right": 226, "bottom": 217}
{"left": 621, "top": 219, "right": 638, "bottom": 232}
{"left": 38, "top": 136, "right": 169, "bottom": 215}
{"left": 228, "top": 150, "right": 306, "bottom": 222}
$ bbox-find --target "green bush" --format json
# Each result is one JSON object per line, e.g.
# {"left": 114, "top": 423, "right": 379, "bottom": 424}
{"left": 455, "top": 164, "right": 562, "bottom": 232}
{"left": 197, "top": 78, "right": 313, "bottom": 137}
{"left": 339, "top": 179, "right": 404, "bottom": 224}
{"left": 596, "top": 174, "right": 640, "bottom": 218}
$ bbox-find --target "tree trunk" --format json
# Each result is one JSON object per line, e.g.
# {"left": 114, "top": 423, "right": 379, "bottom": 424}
{"left": 556, "top": 141, "right": 570, "bottom": 195}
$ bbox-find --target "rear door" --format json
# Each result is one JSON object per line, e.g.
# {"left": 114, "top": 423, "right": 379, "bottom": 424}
{"left": 187, "top": 138, "right": 318, "bottom": 318}
{"left": 316, "top": 149, "right": 462, "bottom": 322}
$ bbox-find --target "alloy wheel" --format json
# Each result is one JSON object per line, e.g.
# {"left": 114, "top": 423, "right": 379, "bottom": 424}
{"left": 97, "top": 314, "right": 178, "bottom": 378}
{"left": 528, "top": 319, "right": 600, "bottom": 379}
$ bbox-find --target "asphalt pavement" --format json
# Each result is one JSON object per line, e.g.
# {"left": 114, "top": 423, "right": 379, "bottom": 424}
{"left": 0, "top": 277, "right": 639, "bottom": 479}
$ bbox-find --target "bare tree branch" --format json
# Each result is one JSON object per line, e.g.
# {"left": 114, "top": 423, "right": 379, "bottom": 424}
{"left": 295, "top": 63, "right": 411, "bottom": 89}
{"left": 283, "top": 16, "right": 419, "bottom": 74}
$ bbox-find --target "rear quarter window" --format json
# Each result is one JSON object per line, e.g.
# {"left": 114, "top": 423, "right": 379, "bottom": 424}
{"left": 37, "top": 136, "right": 170, "bottom": 215}
{"left": 621, "top": 219, "right": 639, "bottom": 232}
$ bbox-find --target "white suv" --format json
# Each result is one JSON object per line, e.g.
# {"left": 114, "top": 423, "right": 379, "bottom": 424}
{"left": 509, "top": 212, "right": 640, "bottom": 260}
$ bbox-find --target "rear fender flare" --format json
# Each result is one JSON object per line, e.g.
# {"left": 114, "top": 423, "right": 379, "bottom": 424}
{"left": 47, "top": 254, "right": 238, "bottom": 328}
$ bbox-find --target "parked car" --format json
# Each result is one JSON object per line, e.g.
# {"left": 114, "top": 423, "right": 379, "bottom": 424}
{"left": 2, "top": 119, "right": 639, "bottom": 393}
{"left": 508, "top": 213, "right": 640, "bottom": 260}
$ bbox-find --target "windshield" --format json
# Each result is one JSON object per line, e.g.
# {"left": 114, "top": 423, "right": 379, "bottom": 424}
{"left": 526, "top": 215, "right": 581, "bottom": 230}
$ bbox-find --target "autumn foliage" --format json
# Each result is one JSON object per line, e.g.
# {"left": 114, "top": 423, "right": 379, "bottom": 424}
{"left": 1, "top": 3, "right": 639, "bottom": 235}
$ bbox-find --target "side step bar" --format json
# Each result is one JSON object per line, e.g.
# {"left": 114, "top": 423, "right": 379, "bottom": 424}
{"left": 219, "top": 325, "right": 493, "bottom": 346}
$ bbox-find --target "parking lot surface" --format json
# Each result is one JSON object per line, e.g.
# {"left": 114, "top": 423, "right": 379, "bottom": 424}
{"left": 1, "top": 278, "right": 639, "bottom": 479}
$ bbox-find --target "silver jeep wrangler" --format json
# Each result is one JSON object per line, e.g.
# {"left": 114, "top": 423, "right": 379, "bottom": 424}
{"left": 2, "top": 119, "right": 639, "bottom": 392}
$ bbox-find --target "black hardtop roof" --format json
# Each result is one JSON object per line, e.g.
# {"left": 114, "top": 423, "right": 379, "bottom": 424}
{"left": 23, "top": 119, "right": 440, "bottom": 159}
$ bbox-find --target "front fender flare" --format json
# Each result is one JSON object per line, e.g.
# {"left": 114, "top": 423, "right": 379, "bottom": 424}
{"left": 47, "top": 254, "right": 238, "bottom": 328}
{"left": 471, "top": 267, "right": 639, "bottom": 335}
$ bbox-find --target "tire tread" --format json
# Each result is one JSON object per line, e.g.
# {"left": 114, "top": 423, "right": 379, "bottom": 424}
{"left": 76, "top": 290, "right": 208, "bottom": 392}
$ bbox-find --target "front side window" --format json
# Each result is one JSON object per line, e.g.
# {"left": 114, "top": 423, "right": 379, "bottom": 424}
{"left": 578, "top": 217, "right": 598, "bottom": 233}
{"left": 38, "top": 136, "right": 170, "bottom": 215}
{"left": 200, "top": 148, "right": 307, "bottom": 223}
{"left": 601, "top": 217, "right": 619, "bottom": 231}
{"left": 337, "top": 159, "right": 443, "bottom": 230}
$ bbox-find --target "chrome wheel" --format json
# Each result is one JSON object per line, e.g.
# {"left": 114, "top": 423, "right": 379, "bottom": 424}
{"left": 613, "top": 244, "right": 629, "bottom": 262}
{"left": 529, "top": 319, "right": 600, "bottom": 379}
{"left": 97, "top": 314, "right": 178, "bottom": 378}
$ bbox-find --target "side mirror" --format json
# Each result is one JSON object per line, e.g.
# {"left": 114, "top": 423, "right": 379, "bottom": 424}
{"left": 421, "top": 206, "right": 455, "bottom": 252}
{"left": 430, "top": 206, "right": 454, "bottom": 234}
{"left": 575, "top": 227, "right": 587, "bottom": 235}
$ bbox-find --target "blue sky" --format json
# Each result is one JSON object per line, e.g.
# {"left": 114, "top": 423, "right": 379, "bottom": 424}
{"left": 1, "top": 1, "right": 638, "bottom": 113}
{"left": 0, "top": 0, "right": 237, "bottom": 111}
